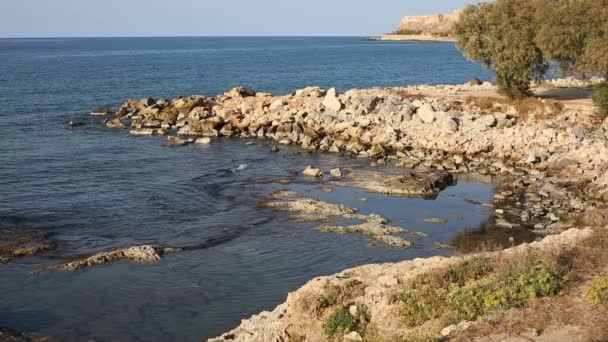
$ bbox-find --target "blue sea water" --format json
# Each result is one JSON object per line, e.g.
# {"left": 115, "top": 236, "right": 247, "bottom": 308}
{"left": 0, "top": 37, "right": 496, "bottom": 341}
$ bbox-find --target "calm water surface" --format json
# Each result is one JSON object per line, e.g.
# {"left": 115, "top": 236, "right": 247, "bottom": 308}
{"left": 0, "top": 37, "right": 495, "bottom": 341}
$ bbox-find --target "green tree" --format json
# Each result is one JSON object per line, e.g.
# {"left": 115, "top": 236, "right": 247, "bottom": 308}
{"left": 455, "top": 0, "right": 548, "bottom": 98}
{"left": 536, "top": 0, "right": 608, "bottom": 78}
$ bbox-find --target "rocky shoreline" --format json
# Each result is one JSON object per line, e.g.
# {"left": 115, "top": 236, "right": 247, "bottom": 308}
{"left": 95, "top": 82, "right": 608, "bottom": 234}
{"left": 90, "top": 81, "right": 608, "bottom": 340}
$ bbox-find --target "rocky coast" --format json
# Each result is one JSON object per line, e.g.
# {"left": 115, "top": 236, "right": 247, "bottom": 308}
{"left": 92, "top": 80, "right": 608, "bottom": 341}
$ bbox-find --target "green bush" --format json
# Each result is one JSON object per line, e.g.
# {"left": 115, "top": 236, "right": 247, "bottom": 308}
{"left": 588, "top": 276, "right": 608, "bottom": 304}
{"left": 593, "top": 82, "right": 608, "bottom": 118}
{"left": 324, "top": 305, "right": 356, "bottom": 337}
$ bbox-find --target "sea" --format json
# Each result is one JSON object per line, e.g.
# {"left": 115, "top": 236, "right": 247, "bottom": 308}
{"left": 0, "top": 37, "right": 496, "bottom": 341}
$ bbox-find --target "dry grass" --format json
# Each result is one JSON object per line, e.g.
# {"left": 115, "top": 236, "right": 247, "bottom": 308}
{"left": 394, "top": 91, "right": 427, "bottom": 102}
{"left": 464, "top": 96, "right": 564, "bottom": 121}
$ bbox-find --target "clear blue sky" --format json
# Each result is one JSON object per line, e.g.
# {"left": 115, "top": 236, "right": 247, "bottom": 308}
{"left": 0, "top": 0, "right": 473, "bottom": 38}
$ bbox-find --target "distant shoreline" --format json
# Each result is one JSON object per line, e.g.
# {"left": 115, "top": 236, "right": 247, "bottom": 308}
{"left": 369, "top": 34, "right": 457, "bottom": 43}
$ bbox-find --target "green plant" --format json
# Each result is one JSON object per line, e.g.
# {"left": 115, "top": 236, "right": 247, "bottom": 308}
{"left": 324, "top": 305, "right": 356, "bottom": 337}
{"left": 588, "top": 276, "right": 608, "bottom": 304}
{"left": 593, "top": 82, "right": 608, "bottom": 117}
{"left": 391, "top": 256, "right": 570, "bottom": 328}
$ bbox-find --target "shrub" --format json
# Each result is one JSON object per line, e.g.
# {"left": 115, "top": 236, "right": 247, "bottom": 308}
{"left": 391, "top": 255, "right": 570, "bottom": 328}
{"left": 588, "top": 276, "right": 608, "bottom": 304}
{"left": 324, "top": 305, "right": 357, "bottom": 337}
{"left": 593, "top": 82, "right": 608, "bottom": 118}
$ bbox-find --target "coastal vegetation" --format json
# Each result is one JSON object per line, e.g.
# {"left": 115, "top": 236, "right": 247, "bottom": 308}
{"left": 389, "top": 253, "right": 569, "bottom": 329}
{"left": 455, "top": 0, "right": 608, "bottom": 114}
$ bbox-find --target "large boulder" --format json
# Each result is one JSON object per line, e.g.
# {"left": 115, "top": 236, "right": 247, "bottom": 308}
{"left": 416, "top": 103, "right": 436, "bottom": 123}
{"left": 322, "top": 88, "right": 343, "bottom": 113}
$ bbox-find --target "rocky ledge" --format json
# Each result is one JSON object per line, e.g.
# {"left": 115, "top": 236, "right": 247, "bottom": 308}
{"left": 209, "top": 228, "right": 596, "bottom": 341}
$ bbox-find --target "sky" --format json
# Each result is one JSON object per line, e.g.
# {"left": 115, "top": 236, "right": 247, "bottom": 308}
{"left": 0, "top": 0, "right": 473, "bottom": 38}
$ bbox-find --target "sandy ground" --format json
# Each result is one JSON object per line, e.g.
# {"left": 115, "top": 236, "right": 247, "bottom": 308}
{"left": 369, "top": 34, "right": 457, "bottom": 42}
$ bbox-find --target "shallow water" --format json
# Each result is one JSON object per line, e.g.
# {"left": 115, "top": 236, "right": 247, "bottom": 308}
{"left": 0, "top": 37, "right": 500, "bottom": 340}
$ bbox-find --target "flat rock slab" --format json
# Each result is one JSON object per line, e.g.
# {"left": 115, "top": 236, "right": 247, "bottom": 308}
{"left": 330, "top": 171, "right": 455, "bottom": 199}
{"left": 49, "top": 245, "right": 182, "bottom": 271}
{"left": 262, "top": 190, "right": 412, "bottom": 248}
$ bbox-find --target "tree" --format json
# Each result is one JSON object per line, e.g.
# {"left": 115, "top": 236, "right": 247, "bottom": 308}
{"left": 536, "top": 0, "right": 608, "bottom": 78}
{"left": 455, "top": 0, "right": 548, "bottom": 98}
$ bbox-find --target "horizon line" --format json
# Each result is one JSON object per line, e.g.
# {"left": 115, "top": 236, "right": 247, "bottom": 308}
{"left": 0, "top": 34, "right": 379, "bottom": 40}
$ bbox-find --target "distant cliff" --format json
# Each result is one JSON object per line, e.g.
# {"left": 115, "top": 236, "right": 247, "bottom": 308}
{"left": 369, "top": 10, "right": 461, "bottom": 42}
{"left": 392, "top": 10, "right": 461, "bottom": 37}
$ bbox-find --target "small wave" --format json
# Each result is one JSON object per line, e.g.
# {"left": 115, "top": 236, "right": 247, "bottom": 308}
{"left": 231, "top": 164, "right": 249, "bottom": 172}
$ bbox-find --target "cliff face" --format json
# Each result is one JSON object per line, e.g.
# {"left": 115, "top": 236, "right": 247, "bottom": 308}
{"left": 392, "top": 10, "right": 462, "bottom": 37}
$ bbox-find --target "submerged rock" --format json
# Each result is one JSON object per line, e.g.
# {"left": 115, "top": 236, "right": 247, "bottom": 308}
{"left": 302, "top": 166, "right": 324, "bottom": 178}
{"left": 0, "top": 231, "right": 56, "bottom": 263}
{"left": 330, "top": 168, "right": 343, "bottom": 177}
{"left": 424, "top": 218, "right": 448, "bottom": 224}
{"left": 67, "top": 120, "right": 85, "bottom": 128}
{"left": 167, "top": 136, "right": 188, "bottom": 147}
{"left": 49, "top": 245, "right": 182, "bottom": 271}
{"left": 262, "top": 190, "right": 357, "bottom": 221}
{"left": 262, "top": 190, "right": 412, "bottom": 248}
{"left": 90, "top": 108, "right": 112, "bottom": 116}
{"left": 0, "top": 326, "right": 32, "bottom": 342}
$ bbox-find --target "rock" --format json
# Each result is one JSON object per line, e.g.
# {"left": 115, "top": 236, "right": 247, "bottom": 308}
{"left": 49, "top": 245, "right": 182, "bottom": 271}
{"left": 295, "top": 86, "right": 324, "bottom": 97}
{"left": 424, "top": 218, "right": 447, "bottom": 224}
{"left": 129, "top": 128, "right": 166, "bottom": 136}
{"left": 349, "top": 305, "right": 358, "bottom": 316}
{"left": 227, "top": 86, "right": 256, "bottom": 98}
{"left": 105, "top": 118, "right": 125, "bottom": 129}
{"left": 67, "top": 120, "right": 85, "bottom": 128}
{"left": 271, "top": 145, "right": 280, "bottom": 153}
{"left": 167, "top": 136, "right": 187, "bottom": 147}
{"left": 330, "top": 168, "right": 343, "bottom": 177}
{"left": 269, "top": 99, "right": 284, "bottom": 111}
{"left": 572, "top": 126, "right": 587, "bottom": 141}
{"left": 468, "top": 78, "right": 483, "bottom": 86}
{"left": 474, "top": 114, "right": 497, "bottom": 129}
{"left": 322, "top": 88, "right": 343, "bottom": 112}
{"left": 416, "top": 103, "right": 436, "bottom": 123}
{"left": 0, "top": 326, "right": 32, "bottom": 342}
{"left": 140, "top": 97, "right": 156, "bottom": 107}
{"left": 330, "top": 171, "right": 454, "bottom": 199}
{"left": 369, "top": 144, "right": 385, "bottom": 157}
{"left": 0, "top": 231, "right": 56, "bottom": 259}
{"left": 344, "top": 331, "right": 363, "bottom": 341}
{"left": 577, "top": 208, "right": 608, "bottom": 226}
{"left": 90, "top": 108, "right": 112, "bottom": 116}
{"left": 195, "top": 137, "right": 211, "bottom": 144}
{"left": 302, "top": 166, "right": 323, "bottom": 178}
